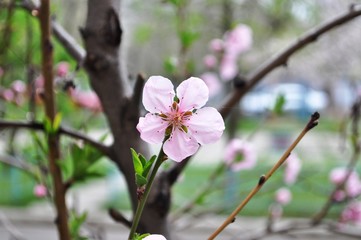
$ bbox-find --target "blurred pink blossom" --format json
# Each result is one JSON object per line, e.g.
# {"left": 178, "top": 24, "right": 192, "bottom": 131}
{"left": 203, "top": 54, "right": 218, "bottom": 69}
{"left": 69, "top": 89, "right": 102, "bottom": 112}
{"left": 1, "top": 89, "right": 14, "bottom": 102}
{"left": 329, "top": 167, "right": 361, "bottom": 198}
{"left": 340, "top": 201, "right": 361, "bottom": 225}
{"left": 11, "top": 80, "right": 26, "bottom": 94}
{"left": 284, "top": 153, "right": 301, "bottom": 185}
{"left": 143, "top": 235, "right": 167, "bottom": 240}
{"left": 137, "top": 76, "right": 225, "bottom": 162}
{"left": 219, "top": 55, "right": 238, "bottom": 81}
{"left": 199, "top": 72, "right": 221, "bottom": 97}
{"left": 223, "top": 24, "right": 252, "bottom": 57}
{"left": 34, "top": 184, "right": 47, "bottom": 198}
{"left": 275, "top": 187, "right": 292, "bottom": 205}
{"left": 224, "top": 138, "right": 257, "bottom": 171}
{"left": 209, "top": 38, "right": 224, "bottom": 52}
{"left": 333, "top": 190, "right": 346, "bottom": 202}
{"left": 56, "top": 62, "right": 69, "bottom": 77}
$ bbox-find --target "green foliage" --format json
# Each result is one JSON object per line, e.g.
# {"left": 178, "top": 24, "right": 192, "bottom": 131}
{"left": 134, "top": 233, "right": 150, "bottom": 240}
{"left": 131, "top": 148, "right": 156, "bottom": 187}
{"left": 272, "top": 94, "right": 286, "bottom": 115}
{"left": 179, "top": 30, "right": 199, "bottom": 50}
{"left": 69, "top": 211, "right": 88, "bottom": 240}
{"left": 43, "top": 113, "right": 62, "bottom": 135}
{"left": 58, "top": 142, "right": 105, "bottom": 185}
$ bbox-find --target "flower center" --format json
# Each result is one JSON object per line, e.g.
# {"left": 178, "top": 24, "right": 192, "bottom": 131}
{"left": 159, "top": 101, "right": 192, "bottom": 134}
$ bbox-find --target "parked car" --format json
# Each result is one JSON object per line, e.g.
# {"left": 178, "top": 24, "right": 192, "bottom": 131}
{"left": 240, "top": 82, "right": 329, "bottom": 117}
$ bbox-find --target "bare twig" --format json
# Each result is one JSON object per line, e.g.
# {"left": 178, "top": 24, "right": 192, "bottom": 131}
{"left": 0, "top": 120, "right": 111, "bottom": 156}
{"left": 166, "top": 3, "right": 361, "bottom": 189}
{"left": 208, "top": 113, "right": 320, "bottom": 240}
{"left": 39, "top": 0, "right": 70, "bottom": 239}
{"left": 219, "top": 5, "right": 361, "bottom": 118}
{"left": 108, "top": 208, "right": 132, "bottom": 228}
{"left": 8, "top": 0, "right": 85, "bottom": 63}
{"left": 0, "top": 154, "right": 37, "bottom": 175}
{"left": 312, "top": 97, "right": 361, "bottom": 225}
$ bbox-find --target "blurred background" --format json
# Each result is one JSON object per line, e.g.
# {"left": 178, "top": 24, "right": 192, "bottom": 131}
{"left": 1, "top": 0, "right": 361, "bottom": 239}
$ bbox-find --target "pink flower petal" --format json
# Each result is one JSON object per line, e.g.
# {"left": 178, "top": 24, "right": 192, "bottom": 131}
{"left": 224, "top": 139, "right": 257, "bottom": 171}
{"left": 137, "top": 113, "right": 168, "bottom": 144}
{"left": 143, "top": 234, "right": 167, "bottom": 240}
{"left": 143, "top": 76, "right": 175, "bottom": 113}
{"left": 275, "top": 187, "right": 292, "bottom": 205}
{"left": 284, "top": 153, "right": 301, "bottom": 185}
{"left": 187, "top": 107, "right": 225, "bottom": 145}
{"left": 163, "top": 129, "right": 199, "bottom": 162}
{"left": 176, "top": 77, "right": 209, "bottom": 111}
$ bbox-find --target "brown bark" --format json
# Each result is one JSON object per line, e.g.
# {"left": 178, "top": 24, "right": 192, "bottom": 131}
{"left": 39, "top": 0, "right": 70, "bottom": 239}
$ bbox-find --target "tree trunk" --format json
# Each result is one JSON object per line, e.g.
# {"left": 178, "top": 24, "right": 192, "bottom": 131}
{"left": 82, "top": 0, "right": 172, "bottom": 238}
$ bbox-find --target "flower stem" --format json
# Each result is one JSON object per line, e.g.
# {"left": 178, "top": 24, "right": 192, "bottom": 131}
{"left": 128, "top": 145, "right": 166, "bottom": 240}
{"left": 208, "top": 112, "right": 320, "bottom": 240}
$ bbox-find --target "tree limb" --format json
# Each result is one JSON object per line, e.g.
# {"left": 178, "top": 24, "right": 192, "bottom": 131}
{"left": 166, "top": 4, "right": 361, "bottom": 186}
{"left": 0, "top": 120, "right": 111, "bottom": 157}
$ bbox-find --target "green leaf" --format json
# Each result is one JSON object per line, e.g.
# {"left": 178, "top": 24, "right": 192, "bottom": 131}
{"left": 52, "top": 112, "right": 62, "bottom": 132}
{"left": 273, "top": 93, "right": 286, "bottom": 115}
{"left": 135, "top": 173, "right": 147, "bottom": 187}
{"left": 180, "top": 30, "right": 199, "bottom": 49}
{"left": 139, "top": 154, "right": 147, "bottom": 167}
{"left": 143, "top": 155, "right": 156, "bottom": 178}
{"left": 131, "top": 148, "right": 143, "bottom": 175}
{"left": 43, "top": 117, "right": 52, "bottom": 134}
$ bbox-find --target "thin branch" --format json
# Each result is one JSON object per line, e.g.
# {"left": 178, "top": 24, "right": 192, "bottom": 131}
{"left": 10, "top": 0, "right": 85, "bottom": 63}
{"left": 208, "top": 113, "right": 320, "bottom": 240}
{"left": 219, "top": 5, "right": 361, "bottom": 118}
{"left": 52, "top": 19, "right": 86, "bottom": 63}
{"left": 312, "top": 97, "right": 361, "bottom": 225}
{"left": 0, "top": 120, "right": 111, "bottom": 156}
{"left": 166, "top": 4, "right": 361, "bottom": 187}
{"left": 39, "top": 0, "right": 70, "bottom": 238}
{"left": 0, "top": 154, "right": 37, "bottom": 175}
{"left": 108, "top": 208, "right": 132, "bottom": 228}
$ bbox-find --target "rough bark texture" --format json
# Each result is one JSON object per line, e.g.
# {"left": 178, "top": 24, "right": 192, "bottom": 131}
{"left": 82, "top": 0, "right": 171, "bottom": 237}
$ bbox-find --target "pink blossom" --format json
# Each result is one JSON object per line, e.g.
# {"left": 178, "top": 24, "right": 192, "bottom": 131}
{"left": 199, "top": 72, "right": 221, "bottom": 97}
{"left": 329, "top": 167, "right": 361, "bottom": 198}
{"left": 224, "top": 138, "right": 257, "bottom": 171}
{"left": 203, "top": 54, "right": 217, "bottom": 69}
{"left": 284, "top": 153, "right": 301, "bottom": 185}
{"left": 143, "top": 235, "right": 167, "bottom": 240}
{"left": 340, "top": 201, "right": 361, "bottom": 225}
{"left": 209, "top": 38, "right": 224, "bottom": 52}
{"left": 223, "top": 24, "right": 252, "bottom": 57}
{"left": 69, "top": 89, "right": 102, "bottom": 112}
{"left": 11, "top": 80, "right": 26, "bottom": 94}
{"left": 56, "top": 62, "right": 69, "bottom": 77}
{"left": 137, "top": 76, "right": 225, "bottom": 162}
{"left": 219, "top": 54, "right": 238, "bottom": 81}
{"left": 1, "top": 89, "right": 14, "bottom": 102}
{"left": 275, "top": 187, "right": 292, "bottom": 205}
{"left": 333, "top": 190, "right": 346, "bottom": 202}
{"left": 34, "top": 184, "right": 47, "bottom": 198}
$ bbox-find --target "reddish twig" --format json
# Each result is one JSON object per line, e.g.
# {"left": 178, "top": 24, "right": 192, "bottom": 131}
{"left": 166, "top": 4, "right": 361, "bottom": 187}
{"left": 208, "top": 113, "right": 320, "bottom": 240}
{"left": 39, "top": 1, "right": 70, "bottom": 239}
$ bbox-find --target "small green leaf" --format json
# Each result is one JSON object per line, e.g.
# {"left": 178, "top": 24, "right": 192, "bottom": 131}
{"left": 43, "top": 117, "right": 52, "bottom": 134}
{"left": 143, "top": 155, "right": 156, "bottom": 178}
{"left": 131, "top": 148, "right": 143, "bottom": 175}
{"left": 135, "top": 173, "right": 147, "bottom": 187}
{"left": 52, "top": 112, "right": 62, "bottom": 132}
{"left": 139, "top": 154, "right": 147, "bottom": 167}
{"left": 273, "top": 94, "right": 286, "bottom": 115}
